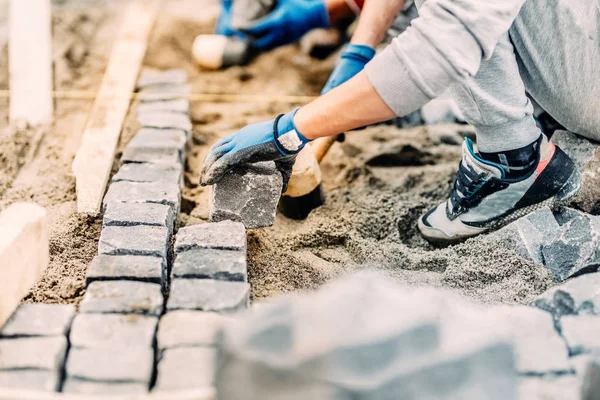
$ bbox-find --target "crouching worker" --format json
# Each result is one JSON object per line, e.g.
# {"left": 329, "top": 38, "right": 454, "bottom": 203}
{"left": 201, "top": 0, "right": 600, "bottom": 243}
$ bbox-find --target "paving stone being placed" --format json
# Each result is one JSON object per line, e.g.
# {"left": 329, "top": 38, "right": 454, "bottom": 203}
{"left": 86, "top": 255, "right": 163, "bottom": 285}
{"left": 137, "top": 98, "right": 190, "bottom": 115}
{"left": 112, "top": 162, "right": 182, "bottom": 185}
{"left": 98, "top": 225, "right": 169, "bottom": 259}
{"left": 70, "top": 313, "right": 159, "bottom": 349}
{"left": 541, "top": 214, "right": 600, "bottom": 281}
{"left": 154, "top": 347, "right": 216, "bottom": 391}
{"left": 62, "top": 378, "right": 148, "bottom": 395}
{"left": 0, "top": 370, "right": 59, "bottom": 392}
{"left": 103, "top": 202, "right": 175, "bottom": 231}
{"left": 552, "top": 130, "right": 600, "bottom": 214}
{"left": 66, "top": 347, "right": 154, "bottom": 383}
{"left": 158, "top": 311, "right": 231, "bottom": 349}
{"left": 121, "top": 146, "right": 182, "bottom": 165}
{"left": 172, "top": 248, "right": 246, "bottom": 282}
{"left": 138, "top": 83, "right": 191, "bottom": 102}
{"left": 80, "top": 281, "right": 163, "bottom": 316}
{"left": 103, "top": 180, "right": 181, "bottom": 213}
{"left": 0, "top": 336, "right": 67, "bottom": 370}
{"left": 122, "top": 128, "right": 187, "bottom": 163}
{"left": 167, "top": 279, "right": 249, "bottom": 312}
{"left": 209, "top": 162, "right": 283, "bottom": 229}
{"left": 581, "top": 352, "right": 600, "bottom": 400}
{"left": 137, "top": 111, "right": 192, "bottom": 134}
{"left": 136, "top": 69, "right": 187, "bottom": 89}
{"left": 175, "top": 220, "right": 246, "bottom": 253}
{"left": 0, "top": 303, "right": 75, "bottom": 337}
{"left": 531, "top": 272, "right": 600, "bottom": 318}
{"left": 560, "top": 315, "right": 600, "bottom": 356}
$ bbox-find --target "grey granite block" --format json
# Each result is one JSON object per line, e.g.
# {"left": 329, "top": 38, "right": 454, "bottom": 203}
{"left": 103, "top": 202, "right": 175, "bottom": 231}
{"left": 209, "top": 162, "right": 282, "bottom": 229}
{"left": 138, "top": 83, "right": 191, "bottom": 102}
{"left": 0, "top": 337, "right": 67, "bottom": 370}
{"left": 103, "top": 180, "right": 180, "bottom": 213}
{"left": 167, "top": 279, "right": 249, "bottom": 312}
{"left": 541, "top": 214, "right": 600, "bottom": 281}
{"left": 154, "top": 347, "right": 216, "bottom": 391}
{"left": 98, "top": 225, "right": 169, "bottom": 259}
{"left": 157, "top": 311, "right": 231, "bottom": 349}
{"left": 0, "top": 370, "right": 59, "bottom": 392}
{"left": 122, "top": 128, "right": 187, "bottom": 163}
{"left": 86, "top": 255, "right": 163, "bottom": 285}
{"left": 136, "top": 69, "right": 187, "bottom": 89}
{"left": 554, "top": 207, "right": 587, "bottom": 226}
{"left": 70, "top": 313, "right": 159, "bottom": 349}
{"left": 531, "top": 272, "right": 600, "bottom": 318}
{"left": 172, "top": 249, "right": 246, "bottom": 282}
{"left": 112, "top": 162, "right": 182, "bottom": 185}
{"left": 560, "top": 315, "right": 600, "bottom": 356}
{"left": 137, "top": 111, "right": 192, "bottom": 133}
{"left": 80, "top": 281, "right": 163, "bottom": 316}
{"left": 62, "top": 378, "right": 148, "bottom": 395}
{"left": 137, "top": 98, "right": 189, "bottom": 115}
{"left": 581, "top": 352, "right": 600, "bottom": 400}
{"left": 0, "top": 304, "right": 75, "bottom": 337}
{"left": 66, "top": 347, "right": 154, "bottom": 382}
{"left": 175, "top": 221, "right": 246, "bottom": 253}
{"left": 121, "top": 146, "right": 181, "bottom": 165}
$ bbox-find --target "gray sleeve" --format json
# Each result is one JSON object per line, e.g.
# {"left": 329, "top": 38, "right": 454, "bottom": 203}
{"left": 364, "top": 0, "right": 527, "bottom": 116}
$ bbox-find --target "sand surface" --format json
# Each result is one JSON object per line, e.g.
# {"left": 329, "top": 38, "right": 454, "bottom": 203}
{"left": 0, "top": 0, "right": 556, "bottom": 307}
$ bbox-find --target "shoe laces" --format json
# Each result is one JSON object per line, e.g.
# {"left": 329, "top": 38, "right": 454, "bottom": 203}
{"left": 450, "top": 161, "right": 488, "bottom": 207}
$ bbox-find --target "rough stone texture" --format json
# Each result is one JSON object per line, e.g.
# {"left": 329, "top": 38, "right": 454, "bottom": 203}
{"left": 554, "top": 207, "right": 587, "bottom": 226}
{"left": 66, "top": 347, "right": 154, "bottom": 382}
{"left": 80, "top": 281, "right": 163, "bottom": 316}
{"left": 154, "top": 347, "right": 216, "bottom": 391}
{"left": 0, "top": 304, "right": 75, "bottom": 337}
{"left": 121, "top": 146, "right": 181, "bottom": 165}
{"left": 70, "top": 313, "right": 159, "bottom": 349}
{"left": 175, "top": 220, "right": 246, "bottom": 253}
{"left": 532, "top": 272, "right": 600, "bottom": 318}
{"left": 62, "top": 378, "right": 148, "bottom": 395}
{"left": 489, "top": 207, "right": 559, "bottom": 264}
{"left": 216, "top": 271, "right": 518, "bottom": 400}
{"left": 167, "top": 279, "right": 249, "bottom": 312}
{"left": 86, "top": 255, "right": 163, "bottom": 285}
{"left": 136, "top": 69, "right": 187, "bottom": 89}
{"left": 103, "top": 202, "right": 175, "bottom": 231}
{"left": 158, "top": 311, "right": 231, "bottom": 349}
{"left": 98, "top": 225, "right": 169, "bottom": 259}
{"left": 581, "top": 352, "right": 600, "bottom": 400}
{"left": 209, "top": 162, "right": 283, "bottom": 229}
{"left": 487, "top": 305, "right": 570, "bottom": 374}
{"left": 552, "top": 130, "right": 600, "bottom": 214}
{"left": 0, "top": 370, "right": 59, "bottom": 392}
{"left": 0, "top": 336, "right": 67, "bottom": 370}
{"left": 122, "top": 128, "right": 187, "bottom": 163}
{"left": 112, "top": 162, "right": 182, "bottom": 185}
{"left": 138, "top": 83, "right": 191, "bottom": 102}
{"left": 519, "top": 376, "right": 581, "bottom": 400}
{"left": 172, "top": 249, "right": 246, "bottom": 282}
{"left": 560, "top": 315, "right": 600, "bottom": 356}
{"left": 541, "top": 214, "right": 600, "bottom": 281}
{"left": 103, "top": 180, "right": 181, "bottom": 213}
{"left": 137, "top": 98, "right": 190, "bottom": 115}
{"left": 137, "top": 111, "right": 192, "bottom": 133}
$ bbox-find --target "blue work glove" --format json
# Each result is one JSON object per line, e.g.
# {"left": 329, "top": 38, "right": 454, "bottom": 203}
{"left": 215, "top": 0, "right": 245, "bottom": 38}
{"left": 321, "top": 44, "right": 375, "bottom": 94}
{"left": 201, "top": 109, "right": 311, "bottom": 192}
{"left": 243, "top": 0, "right": 330, "bottom": 51}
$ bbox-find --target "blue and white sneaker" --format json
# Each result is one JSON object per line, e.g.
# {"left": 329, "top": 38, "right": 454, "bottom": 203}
{"left": 417, "top": 136, "right": 581, "bottom": 243}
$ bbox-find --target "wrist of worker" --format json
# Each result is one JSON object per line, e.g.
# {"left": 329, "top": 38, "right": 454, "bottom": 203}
{"left": 274, "top": 108, "right": 312, "bottom": 155}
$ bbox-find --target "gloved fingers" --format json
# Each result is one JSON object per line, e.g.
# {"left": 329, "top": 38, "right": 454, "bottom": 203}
{"left": 251, "top": 34, "right": 280, "bottom": 51}
{"left": 241, "top": 11, "right": 278, "bottom": 36}
{"left": 208, "top": 135, "right": 234, "bottom": 154}
{"left": 200, "top": 141, "right": 236, "bottom": 184}
{"left": 201, "top": 152, "right": 238, "bottom": 186}
{"left": 274, "top": 157, "right": 296, "bottom": 193}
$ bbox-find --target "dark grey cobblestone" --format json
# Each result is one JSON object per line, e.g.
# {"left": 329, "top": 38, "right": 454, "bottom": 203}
{"left": 0, "top": 304, "right": 75, "bottom": 337}
{"left": 136, "top": 69, "right": 187, "bottom": 89}
{"left": 66, "top": 347, "right": 154, "bottom": 382}
{"left": 112, "top": 162, "right": 182, "bottom": 185}
{"left": 98, "top": 225, "right": 169, "bottom": 259}
{"left": 137, "top": 111, "right": 192, "bottom": 133}
{"left": 167, "top": 279, "right": 249, "bottom": 312}
{"left": 62, "top": 378, "right": 148, "bottom": 395}
{"left": 158, "top": 311, "right": 231, "bottom": 349}
{"left": 103, "top": 181, "right": 180, "bottom": 212}
{"left": 122, "top": 128, "right": 187, "bottom": 163}
{"left": 103, "top": 202, "right": 175, "bottom": 231}
{"left": 531, "top": 272, "right": 600, "bottom": 318}
{"left": 175, "top": 221, "right": 246, "bottom": 253}
{"left": 0, "top": 337, "right": 67, "bottom": 370}
{"left": 121, "top": 146, "right": 181, "bottom": 165}
{"left": 137, "top": 98, "right": 189, "bottom": 115}
{"left": 554, "top": 207, "right": 587, "bottom": 226}
{"left": 70, "top": 313, "right": 159, "bottom": 349}
{"left": 0, "top": 370, "right": 59, "bottom": 392}
{"left": 86, "top": 255, "right": 163, "bottom": 285}
{"left": 80, "top": 281, "right": 163, "bottom": 316}
{"left": 172, "top": 249, "right": 246, "bottom": 282}
{"left": 154, "top": 347, "right": 216, "bottom": 392}
{"left": 138, "top": 84, "right": 190, "bottom": 102}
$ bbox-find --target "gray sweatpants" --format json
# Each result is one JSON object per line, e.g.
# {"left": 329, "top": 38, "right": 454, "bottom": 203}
{"left": 447, "top": 0, "right": 600, "bottom": 152}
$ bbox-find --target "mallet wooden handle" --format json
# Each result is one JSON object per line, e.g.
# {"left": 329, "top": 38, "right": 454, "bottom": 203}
{"left": 312, "top": 134, "right": 341, "bottom": 163}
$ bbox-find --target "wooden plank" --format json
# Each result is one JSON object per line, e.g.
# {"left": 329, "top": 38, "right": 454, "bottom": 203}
{"left": 9, "top": 0, "right": 53, "bottom": 127}
{"left": 72, "top": 0, "right": 160, "bottom": 215}
{"left": 0, "top": 203, "right": 49, "bottom": 328}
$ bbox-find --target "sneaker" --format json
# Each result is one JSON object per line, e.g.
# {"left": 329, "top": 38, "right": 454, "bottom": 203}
{"left": 417, "top": 136, "right": 581, "bottom": 243}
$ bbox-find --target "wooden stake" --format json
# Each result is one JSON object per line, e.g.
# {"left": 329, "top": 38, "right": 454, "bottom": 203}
{"left": 9, "top": 0, "right": 54, "bottom": 128}
{"left": 72, "top": 0, "right": 160, "bottom": 215}
{"left": 0, "top": 203, "right": 49, "bottom": 329}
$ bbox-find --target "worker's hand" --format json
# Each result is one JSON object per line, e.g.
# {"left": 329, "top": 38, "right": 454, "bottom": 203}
{"left": 243, "top": 0, "right": 330, "bottom": 51}
{"left": 215, "top": 0, "right": 245, "bottom": 38}
{"left": 321, "top": 44, "right": 375, "bottom": 94}
{"left": 201, "top": 109, "right": 311, "bottom": 192}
